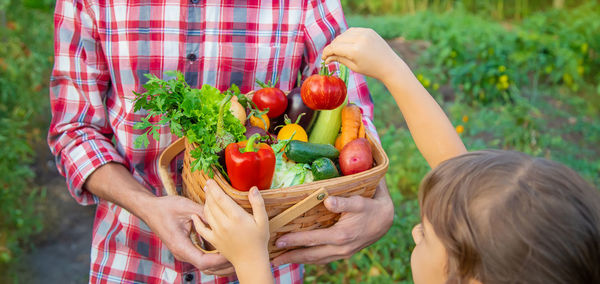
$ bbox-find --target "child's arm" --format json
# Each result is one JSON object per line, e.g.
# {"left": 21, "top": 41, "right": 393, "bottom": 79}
{"left": 192, "top": 180, "right": 274, "bottom": 284}
{"left": 323, "top": 28, "right": 467, "bottom": 168}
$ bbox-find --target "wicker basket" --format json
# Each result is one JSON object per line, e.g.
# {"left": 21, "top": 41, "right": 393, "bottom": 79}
{"left": 158, "top": 130, "right": 388, "bottom": 259}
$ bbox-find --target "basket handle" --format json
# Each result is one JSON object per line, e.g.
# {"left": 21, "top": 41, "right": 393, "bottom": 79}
{"left": 268, "top": 187, "right": 329, "bottom": 233}
{"left": 158, "top": 137, "right": 186, "bottom": 196}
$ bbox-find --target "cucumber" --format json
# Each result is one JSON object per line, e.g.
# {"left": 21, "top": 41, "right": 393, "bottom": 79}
{"left": 285, "top": 140, "right": 339, "bottom": 164}
{"left": 311, "top": 157, "right": 340, "bottom": 181}
{"left": 308, "top": 100, "right": 347, "bottom": 145}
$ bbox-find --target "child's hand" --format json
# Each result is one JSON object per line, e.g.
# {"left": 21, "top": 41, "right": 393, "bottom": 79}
{"left": 191, "top": 179, "right": 270, "bottom": 268}
{"left": 322, "top": 27, "right": 405, "bottom": 83}
{"left": 325, "top": 30, "right": 466, "bottom": 169}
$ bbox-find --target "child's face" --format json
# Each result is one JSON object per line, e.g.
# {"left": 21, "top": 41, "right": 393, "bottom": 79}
{"left": 410, "top": 218, "right": 448, "bottom": 284}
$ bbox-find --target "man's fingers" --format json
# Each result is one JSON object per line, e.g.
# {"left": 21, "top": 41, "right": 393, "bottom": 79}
{"left": 248, "top": 187, "right": 268, "bottom": 225}
{"left": 274, "top": 226, "right": 337, "bottom": 248}
{"left": 202, "top": 257, "right": 235, "bottom": 274}
{"left": 203, "top": 265, "right": 236, "bottom": 276}
{"left": 169, "top": 231, "right": 229, "bottom": 271}
{"left": 176, "top": 196, "right": 207, "bottom": 217}
{"left": 271, "top": 245, "right": 349, "bottom": 266}
{"left": 324, "top": 195, "right": 367, "bottom": 213}
{"left": 186, "top": 251, "right": 231, "bottom": 271}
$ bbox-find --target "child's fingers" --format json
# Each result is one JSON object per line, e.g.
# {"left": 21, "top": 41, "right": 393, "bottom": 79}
{"left": 191, "top": 214, "right": 215, "bottom": 244}
{"left": 248, "top": 187, "right": 268, "bottom": 226}
{"left": 322, "top": 42, "right": 357, "bottom": 61}
{"left": 203, "top": 200, "right": 223, "bottom": 231}
{"left": 205, "top": 198, "right": 234, "bottom": 232}
{"left": 206, "top": 179, "right": 253, "bottom": 223}
{"left": 205, "top": 179, "right": 237, "bottom": 218}
{"left": 324, "top": 56, "right": 358, "bottom": 73}
{"left": 204, "top": 183, "right": 246, "bottom": 229}
{"left": 332, "top": 27, "right": 363, "bottom": 43}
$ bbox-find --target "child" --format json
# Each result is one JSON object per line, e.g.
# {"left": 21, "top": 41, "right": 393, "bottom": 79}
{"left": 192, "top": 28, "right": 600, "bottom": 283}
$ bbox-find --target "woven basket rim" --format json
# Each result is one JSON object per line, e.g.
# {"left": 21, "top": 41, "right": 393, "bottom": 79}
{"left": 186, "top": 130, "right": 389, "bottom": 200}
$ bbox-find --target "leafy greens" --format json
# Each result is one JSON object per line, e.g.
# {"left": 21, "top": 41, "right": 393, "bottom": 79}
{"left": 270, "top": 140, "right": 314, "bottom": 188}
{"left": 133, "top": 71, "right": 246, "bottom": 176}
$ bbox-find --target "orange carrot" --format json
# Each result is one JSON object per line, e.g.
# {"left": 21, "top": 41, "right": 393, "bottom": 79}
{"left": 335, "top": 104, "right": 362, "bottom": 151}
{"left": 335, "top": 134, "right": 343, "bottom": 150}
{"left": 358, "top": 119, "right": 366, "bottom": 139}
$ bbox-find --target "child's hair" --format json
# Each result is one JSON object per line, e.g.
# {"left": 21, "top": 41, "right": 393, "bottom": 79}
{"left": 419, "top": 150, "right": 600, "bottom": 284}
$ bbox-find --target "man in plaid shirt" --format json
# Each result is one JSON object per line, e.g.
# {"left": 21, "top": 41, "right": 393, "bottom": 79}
{"left": 48, "top": 0, "right": 394, "bottom": 283}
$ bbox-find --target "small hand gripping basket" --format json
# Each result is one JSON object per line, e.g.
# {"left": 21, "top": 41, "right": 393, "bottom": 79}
{"left": 158, "top": 120, "right": 388, "bottom": 260}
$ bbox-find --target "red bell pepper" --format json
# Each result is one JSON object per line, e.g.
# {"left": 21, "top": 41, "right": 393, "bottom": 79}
{"left": 225, "top": 134, "right": 276, "bottom": 191}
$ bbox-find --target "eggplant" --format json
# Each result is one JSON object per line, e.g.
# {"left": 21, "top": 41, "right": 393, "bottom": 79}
{"left": 269, "top": 115, "right": 285, "bottom": 134}
{"left": 245, "top": 125, "right": 268, "bottom": 139}
{"left": 217, "top": 148, "right": 227, "bottom": 173}
{"left": 269, "top": 87, "right": 316, "bottom": 134}
{"left": 245, "top": 126, "right": 277, "bottom": 145}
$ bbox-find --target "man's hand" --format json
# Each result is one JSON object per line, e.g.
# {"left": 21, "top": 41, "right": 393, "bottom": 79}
{"left": 85, "top": 163, "right": 234, "bottom": 275}
{"left": 271, "top": 180, "right": 394, "bottom": 265}
{"left": 140, "top": 195, "right": 235, "bottom": 275}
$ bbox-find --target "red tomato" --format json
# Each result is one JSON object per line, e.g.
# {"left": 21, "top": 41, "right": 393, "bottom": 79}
{"left": 301, "top": 74, "right": 347, "bottom": 110}
{"left": 252, "top": 88, "right": 288, "bottom": 118}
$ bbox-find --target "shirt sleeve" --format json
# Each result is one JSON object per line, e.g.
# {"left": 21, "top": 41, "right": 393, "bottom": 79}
{"left": 301, "top": 0, "right": 378, "bottom": 140}
{"left": 48, "top": 0, "right": 127, "bottom": 205}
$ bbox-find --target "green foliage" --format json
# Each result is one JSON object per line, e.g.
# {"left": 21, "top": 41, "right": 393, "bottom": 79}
{"left": 342, "top": 0, "right": 590, "bottom": 19}
{"left": 0, "top": 1, "right": 53, "bottom": 275}
{"left": 518, "top": 4, "right": 600, "bottom": 97}
{"left": 0, "top": 111, "right": 40, "bottom": 263}
{"left": 350, "top": 3, "right": 600, "bottom": 106}
{"left": 133, "top": 72, "right": 246, "bottom": 176}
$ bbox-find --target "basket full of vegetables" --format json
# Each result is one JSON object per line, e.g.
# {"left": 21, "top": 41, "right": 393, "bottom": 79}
{"left": 136, "top": 66, "right": 388, "bottom": 259}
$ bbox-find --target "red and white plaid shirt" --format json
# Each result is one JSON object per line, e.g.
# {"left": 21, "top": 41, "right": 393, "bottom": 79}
{"left": 49, "top": 0, "right": 375, "bottom": 283}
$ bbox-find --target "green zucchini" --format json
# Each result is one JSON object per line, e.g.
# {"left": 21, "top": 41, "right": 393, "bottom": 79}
{"left": 311, "top": 157, "right": 340, "bottom": 181}
{"left": 308, "top": 100, "right": 346, "bottom": 145}
{"left": 285, "top": 140, "right": 339, "bottom": 164}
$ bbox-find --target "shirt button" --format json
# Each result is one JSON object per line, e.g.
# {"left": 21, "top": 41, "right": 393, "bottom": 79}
{"left": 190, "top": 0, "right": 199, "bottom": 3}
{"left": 186, "top": 53, "right": 197, "bottom": 62}
{"left": 184, "top": 273, "right": 194, "bottom": 281}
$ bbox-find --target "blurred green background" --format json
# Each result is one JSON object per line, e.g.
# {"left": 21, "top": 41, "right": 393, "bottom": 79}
{"left": 1, "top": 0, "right": 599, "bottom": 283}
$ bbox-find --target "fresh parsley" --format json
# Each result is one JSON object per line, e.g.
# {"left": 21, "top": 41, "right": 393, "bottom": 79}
{"left": 133, "top": 71, "right": 246, "bottom": 176}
